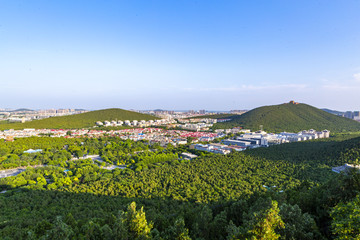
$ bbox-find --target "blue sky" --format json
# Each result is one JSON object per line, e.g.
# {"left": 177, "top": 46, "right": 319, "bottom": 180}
{"left": 1, "top": 0, "right": 360, "bottom": 111}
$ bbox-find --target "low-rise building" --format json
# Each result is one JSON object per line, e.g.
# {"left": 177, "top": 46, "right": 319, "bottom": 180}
{"left": 193, "top": 144, "right": 230, "bottom": 155}
{"left": 222, "top": 139, "right": 251, "bottom": 147}
{"left": 332, "top": 163, "right": 360, "bottom": 174}
{"left": 181, "top": 152, "right": 198, "bottom": 160}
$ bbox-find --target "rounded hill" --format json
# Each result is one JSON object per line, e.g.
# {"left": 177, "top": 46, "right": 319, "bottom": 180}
{"left": 215, "top": 102, "right": 360, "bottom": 133}
{"left": 0, "top": 108, "right": 159, "bottom": 130}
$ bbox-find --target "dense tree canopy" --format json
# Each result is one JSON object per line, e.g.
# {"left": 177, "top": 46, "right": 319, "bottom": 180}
{"left": 214, "top": 103, "right": 360, "bottom": 133}
{"left": 1, "top": 134, "right": 360, "bottom": 239}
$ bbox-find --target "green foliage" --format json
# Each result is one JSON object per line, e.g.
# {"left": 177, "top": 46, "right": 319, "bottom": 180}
{"left": 44, "top": 216, "right": 74, "bottom": 240}
{"left": 2, "top": 134, "right": 360, "bottom": 239}
{"left": 120, "top": 202, "right": 153, "bottom": 240}
{"left": 278, "top": 203, "right": 320, "bottom": 240}
{"left": 215, "top": 103, "right": 360, "bottom": 133}
{"left": 331, "top": 195, "right": 360, "bottom": 239}
{"left": 167, "top": 218, "right": 192, "bottom": 240}
{"left": 247, "top": 201, "right": 284, "bottom": 240}
{"left": 0, "top": 108, "right": 159, "bottom": 130}
{"left": 227, "top": 200, "right": 284, "bottom": 240}
{"left": 0, "top": 136, "right": 181, "bottom": 170}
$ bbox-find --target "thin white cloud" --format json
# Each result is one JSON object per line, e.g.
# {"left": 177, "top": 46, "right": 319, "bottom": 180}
{"left": 322, "top": 72, "right": 360, "bottom": 90}
{"left": 322, "top": 84, "right": 360, "bottom": 91}
{"left": 183, "top": 84, "right": 308, "bottom": 92}
{"left": 322, "top": 84, "right": 355, "bottom": 90}
{"left": 354, "top": 73, "right": 360, "bottom": 82}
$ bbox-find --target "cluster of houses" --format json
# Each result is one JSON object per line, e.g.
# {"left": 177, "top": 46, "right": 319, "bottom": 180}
{"left": 0, "top": 109, "right": 88, "bottom": 123}
{"left": 191, "top": 143, "right": 245, "bottom": 155}
{"left": 112, "top": 128, "right": 223, "bottom": 146}
{"left": 95, "top": 119, "right": 176, "bottom": 127}
{"left": 229, "top": 129, "right": 330, "bottom": 147}
{"left": 0, "top": 125, "right": 331, "bottom": 156}
{"left": 0, "top": 128, "right": 96, "bottom": 140}
{"left": 214, "top": 127, "right": 248, "bottom": 134}
{"left": 180, "top": 123, "right": 214, "bottom": 131}
{"left": 0, "top": 127, "right": 225, "bottom": 147}
{"left": 178, "top": 118, "right": 218, "bottom": 124}
{"left": 265, "top": 129, "right": 330, "bottom": 144}
{"left": 96, "top": 118, "right": 229, "bottom": 132}
{"left": 177, "top": 118, "right": 230, "bottom": 131}
{"left": 191, "top": 129, "right": 331, "bottom": 155}
{"left": 178, "top": 118, "right": 231, "bottom": 125}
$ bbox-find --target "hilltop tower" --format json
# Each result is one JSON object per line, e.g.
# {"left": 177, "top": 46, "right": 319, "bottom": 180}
{"left": 289, "top": 100, "right": 299, "bottom": 105}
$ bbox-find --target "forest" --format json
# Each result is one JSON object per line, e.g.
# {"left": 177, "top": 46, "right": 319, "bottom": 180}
{"left": 1, "top": 134, "right": 360, "bottom": 239}
{"left": 214, "top": 103, "right": 360, "bottom": 133}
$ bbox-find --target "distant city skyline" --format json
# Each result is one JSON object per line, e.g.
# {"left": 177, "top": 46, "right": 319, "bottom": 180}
{"left": 1, "top": 105, "right": 360, "bottom": 113}
{"left": 1, "top": 1, "right": 360, "bottom": 111}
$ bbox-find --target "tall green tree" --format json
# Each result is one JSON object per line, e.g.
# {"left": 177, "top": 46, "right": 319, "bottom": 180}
{"left": 45, "top": 216, "right": 74, "bottom": 240}
{"left": 120, "top": 201, "right": 153, "bottom": 240}
{"left": 331, "top": 195, "right": 360, "bottom": 240}
{"left": 247, "top": 201, "right": 284, "bottom": 240}
{"left": 278, "top": 203, "right": 320, "bottom": 240}
{"left": 227, "top": 200, "right": 284, "bottom": 240}
{"left": 164, "top": 218, "right": 192, "bottom": 240}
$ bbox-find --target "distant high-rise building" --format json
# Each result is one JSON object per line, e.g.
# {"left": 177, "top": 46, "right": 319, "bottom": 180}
{"left": 354, "top": 111, "right": 360, "bottom": 121}
{"left": 199, "top": 110, "right": 206, "bottom": 114}
{"left": 57, "top": 109, "right": 70, "bottom": 114}
{"left": 344, "top": 111, "right": 354, "bottom": 119}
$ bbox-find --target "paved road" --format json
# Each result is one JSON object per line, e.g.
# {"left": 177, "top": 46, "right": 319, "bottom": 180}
{"left": 91, "top": 156, "right": 126, "bottom": 170}
{"left": 0, "top": 165, "right": 45, "bottom": 179}
{"left": 0, "top": 155, "right": 126, "bottom": 179}
{"left": 0, "top": 168, "right": 26, "bottom": 178}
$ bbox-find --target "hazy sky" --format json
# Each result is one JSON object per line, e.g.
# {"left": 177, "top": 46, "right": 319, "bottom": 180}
{"left": 1, "top": 1, "right": 360, "bottom": 111}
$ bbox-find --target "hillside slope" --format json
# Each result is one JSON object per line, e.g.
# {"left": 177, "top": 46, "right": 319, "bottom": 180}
{"left": 214, "top": 103, "right": 360, "bottom": 132}
{"left": 0, "top": 108, "right": 159, "bottom": 130}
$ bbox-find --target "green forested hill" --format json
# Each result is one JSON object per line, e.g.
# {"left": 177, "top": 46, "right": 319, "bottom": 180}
{"left": 214, "top": 103, "right": 360, "bottom": 132}
{"left": 0, "top": 108, "right": 159, "bottom": 130}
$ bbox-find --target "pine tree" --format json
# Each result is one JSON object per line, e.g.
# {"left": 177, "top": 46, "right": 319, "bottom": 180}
{"left": 247, "top": 201, "right": 285, "bottom": 240}
{"left": 45, "top": 216, "right": 74, "bottom": 240}
{"left": 120, "top": 201, "right": 153, "bottom": 240}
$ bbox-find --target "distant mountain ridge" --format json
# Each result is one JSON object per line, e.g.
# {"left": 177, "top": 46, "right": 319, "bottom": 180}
{"left": 321, "top": 108, "right": 345, "bottom": 116}
{"left": 188, "top": 114, "right": 237, "bottom": 119}
{"left": 0, "top": 108, "right": 159, "bottom": 130}
{"left": 12, "top": 108, "right": 34, "bottom": 112}
{"left": 214, "top": 102, "right": 360, "bottom": 133}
